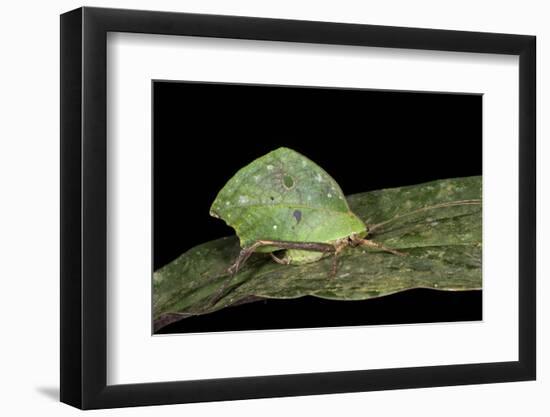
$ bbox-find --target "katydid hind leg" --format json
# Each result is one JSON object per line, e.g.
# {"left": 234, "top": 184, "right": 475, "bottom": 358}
{"left": 212, "top": 239, "right": 338, "bottom": 308}
{"left": 227, "top": 243, "right": 263, "bottom": 275}
{"left": 209, "top": 243, "right": 264, "bottom": 308}
{"left": 228, "top": 239, "right": 336, "bottom": 274}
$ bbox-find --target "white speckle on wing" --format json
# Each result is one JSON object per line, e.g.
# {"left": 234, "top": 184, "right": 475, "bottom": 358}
{"left": 307, "top": 195, "right": 312, "bottom": 201}
{"left": 327, "top": 193, "right": 332, "bottom": 198}
{"left": 225, "top": 201, "right": 230, "bottom": 206}
{"left": 273, "top": 224, "right": 278, "bottom": 230}
{"left": 266, "top": 165, "right": 274, "bottom": 171}
{"left": 302, "top": 160, "right": 307, "bottom": 167}
{"left": 338, "top": 273, "right": 351, "bottom": 278}
{"left": 253, "top": 175, "right": 260, "bottom": 182}
{"left": 315, "top": 173, "right": 323, "bottom": 182}
{"left": 238, "top": 195, "right": 249, "bottom": 204}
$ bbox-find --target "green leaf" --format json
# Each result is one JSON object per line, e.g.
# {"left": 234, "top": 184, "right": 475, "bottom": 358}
{"left": 154, "top": 176, "right": 482, "bottom": 331}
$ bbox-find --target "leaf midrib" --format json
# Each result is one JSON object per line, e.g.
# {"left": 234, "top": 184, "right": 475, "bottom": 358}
{"left": 215, "top": 202, "right": 355, "bottom": 216}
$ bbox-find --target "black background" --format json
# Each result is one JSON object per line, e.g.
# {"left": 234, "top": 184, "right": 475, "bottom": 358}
{"left": 153, "top": 81, "right": 482, "bottom": 334}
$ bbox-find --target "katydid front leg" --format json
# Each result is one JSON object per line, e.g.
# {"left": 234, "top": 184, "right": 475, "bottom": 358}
{"left": 270, "top": 252, "right": 290, "bottom": 265}
{"left": 350, "top": 235, "right": 406, "bottom": 257}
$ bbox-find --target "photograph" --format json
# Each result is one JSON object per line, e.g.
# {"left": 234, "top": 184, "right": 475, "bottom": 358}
{"left": 152, "top": 81, "right": 482, "bottom": 334}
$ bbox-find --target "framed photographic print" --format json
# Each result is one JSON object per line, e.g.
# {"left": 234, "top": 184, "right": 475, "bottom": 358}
{"left": 60, "top": 6, "right": 536, "bottom": 409}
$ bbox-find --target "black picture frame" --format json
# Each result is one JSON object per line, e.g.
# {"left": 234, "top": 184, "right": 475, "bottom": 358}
{"left": 60, "top": 6, "right": 536, "bottom": 410}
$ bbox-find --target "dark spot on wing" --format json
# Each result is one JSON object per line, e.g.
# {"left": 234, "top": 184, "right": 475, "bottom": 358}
{"left": 283, "top": 175, "right": 294, "bottom": 189}
{"left": 293, "top": 210, "right": 302, "bottom": 224}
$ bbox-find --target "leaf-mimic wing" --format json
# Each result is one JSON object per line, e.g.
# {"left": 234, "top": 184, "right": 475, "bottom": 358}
{"left": 210, "top": 147, "right": 366, "bottom": 247}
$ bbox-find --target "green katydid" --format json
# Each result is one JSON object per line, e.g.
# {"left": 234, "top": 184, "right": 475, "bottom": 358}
{"left": 209, "top": 147, "right": 405, "bottom": 276}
